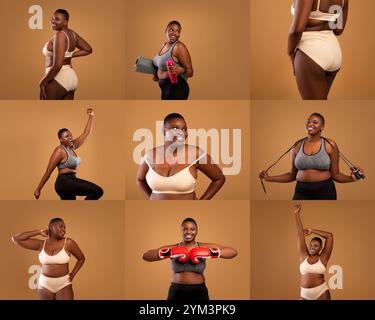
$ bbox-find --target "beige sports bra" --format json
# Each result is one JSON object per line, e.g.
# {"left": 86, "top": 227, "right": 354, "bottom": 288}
{"left": 43, "top": 31, "right": 76, "bottom": 58}
{"left": 144, "top": 153, "right": 206, "bottom": 194}
{"left": 291, "top": 0, "right": 345, "bottom": 22}
{"left": 300, "top": 256, "right": 326, "bottom": 275}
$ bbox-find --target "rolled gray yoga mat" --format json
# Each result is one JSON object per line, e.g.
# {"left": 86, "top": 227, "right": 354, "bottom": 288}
{"left": 135, "top": 56, "right": 157, "bottom": 74}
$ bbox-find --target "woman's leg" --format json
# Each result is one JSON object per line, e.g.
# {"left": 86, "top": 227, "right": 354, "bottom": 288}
{"left": 38, "top": 288, "right": 55, "bottom": 300}
{"left": 294, "top": 50, "right": 333, "bottom": 100}
{"left": 55, "top": 175, "right": 77, "bottom": 200}
{"left": 55, "top": 284, "right": 74, "bottom": 300}
{"left": 62, "top": 176, "right": 104, "bottom": 200}
{"left": 317, "top": 290, "right": 331, "bottom": 300}
{"left": 159, "top": 78, "right": 189, "bottom": 100}
{"left": 63, "top": 90, "right": 75, "bottom": 100}
{"left": 44, "top": 80, "right": 68, "bottom": 100}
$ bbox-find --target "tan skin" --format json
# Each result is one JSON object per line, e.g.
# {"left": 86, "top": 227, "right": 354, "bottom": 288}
{"left": 40, "top": 11, "right": 93, "bottom": 100}
{"left": 153, "top": 23, "right": 193, "bottom": 82}
{"left": 12, "top": 220, "right": 85, "bottom": 300}
{"left": 143, "top": 221, "right": 237, "bottom": 285}
{"left": 294, "top": 204, "right": 332, "bottom": 300}
{"left": 34, "top": 108, "right": 94, "bottom": 199}
{"left": 288, "top": 0, "right": 349, "bottom": 99}
{"left": 136, "top": 118, "right": 225, "bottom": 200}
{"left": 259, "top": 114, "right": 364, "bottom": 184}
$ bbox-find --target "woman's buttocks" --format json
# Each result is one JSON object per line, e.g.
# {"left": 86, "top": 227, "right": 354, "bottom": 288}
{"left": 173, "top": 272, "right": 205, "bottom": 285}
{"left": 150, "top": 192, "right": 196, "bottom": 200}
{"left": 301, "top": 274, "right": 325, "bottom": 288}
{"left": 296, "top": 169, "right": 332, "bottom": 182}
{"left": 42, "top": 263, "right": 69, "bottom": 278}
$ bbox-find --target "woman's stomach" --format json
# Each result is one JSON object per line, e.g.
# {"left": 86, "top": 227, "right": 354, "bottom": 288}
{"left": 150, "top": 192, "right": 196, "bottom": 200}
{"left": 45, "top": 57, "right": 72, "bottom": 69}
{"left": 172, "top": 272, "right": 205, "bottom": 285}
{"left": 42, "top": 263, "right": 69, "bottom": 278}
{"left": 58, "top": 168, "right": 78, "bottom": 175}
{"left": 296, "top": 169, "right": 332, "bottom": 182}
{"left": 301, "top": 274, "right": 325, "bottom": 288}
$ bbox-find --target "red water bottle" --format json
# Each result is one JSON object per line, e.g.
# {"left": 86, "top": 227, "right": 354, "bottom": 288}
{"left": 167, "top": 59, "right": 178, "bottom": 84}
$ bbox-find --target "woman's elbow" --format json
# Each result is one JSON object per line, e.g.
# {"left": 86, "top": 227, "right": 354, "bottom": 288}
{"left": 11, "top": 235, "right": 18, "bottom": 244}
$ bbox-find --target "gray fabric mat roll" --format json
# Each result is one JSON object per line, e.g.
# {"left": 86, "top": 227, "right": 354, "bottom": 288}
{"left": 135, "top": 56, "right": 157, "bottom": 74}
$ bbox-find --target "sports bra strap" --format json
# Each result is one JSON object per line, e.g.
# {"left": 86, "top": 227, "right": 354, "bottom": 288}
{"left": 316, "top": 0, "right": 321, "bottom": 11}
{"left": 64, "top": 237, "right": 67, "bottom": 248}
{"left": 187, "top": 153, "right": 206, "bottom": 168}
{"left": 42, "top": 239, "right": 46, "bottom": 250}
{"left": 61, "top": 31, "right": 70, "bottom": 50}
{"left": 144, "top": 155, "right": 151, "bottom": 167}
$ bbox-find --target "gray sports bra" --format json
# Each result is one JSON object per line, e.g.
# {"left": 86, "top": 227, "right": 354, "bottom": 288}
{"left": 153, "top": 41, "right": 187, "bottom": 80}
{"left": 171, "top": 242, "right": 206, "bottom": 274}
{"left": 57, "top": 145, "right": 81, "bottom": 169}
{"left": 295, "top": 138, "right": 331, "bottom": 171}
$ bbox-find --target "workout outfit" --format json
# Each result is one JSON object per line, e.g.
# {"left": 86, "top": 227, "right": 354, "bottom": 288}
{"left": 38, "top": 238, "right": 71, "bottom": 294}
{"left": 153, "top": 41, "right": 190, "bottom": 100}
{"left": 291, "top": 0, "right": 344, "bottom": 72}
{"left": 144, "top": 152, "right": 206, "bottom": 195}
{"left": 43, "top": 31, "right": 78, "bottom": 92}
{"left": 55, "top": 145, "right": 103, "bottom": 200}
{"left": 167, "top": 242, "right": 209, "bottom": 301}
{"left": 299, "top": 256, "right": 329, "bottom": 300}
{"left": 293, "top": 138, "right": 337, "bottom": 200}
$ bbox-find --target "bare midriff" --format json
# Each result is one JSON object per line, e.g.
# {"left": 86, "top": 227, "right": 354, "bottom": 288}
{"left": 42, "top": 263, "right": 69, "bottom": 278}
{"left": 172, "top": 272, "right": 205, "bottom": 285}
{"left": 296, "top": 169, "right": 331, "bottom": 182}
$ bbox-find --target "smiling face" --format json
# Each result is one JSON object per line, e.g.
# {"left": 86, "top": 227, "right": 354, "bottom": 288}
{"left": 50, "top": 12, "right": 68, "bottom": 30}
{"left": 164, "top": 117, "right": 187, "bottom": 143}
{"left": 59, "top": 130, "right": 74, "bottom": 148}
{"left": 309, "top": 238, "right": 322, "bottom": 255}
{"left": 305, "top": 115, "right": 324, "bottom": 136}
{"left": 181, "top": 221, "right": 197, "bottom": 243}
{"left": 165, "top": 23, "right": 181, "bottom": 44}
{"left": 49, "top": 220, "right": 66, "bottom": 239}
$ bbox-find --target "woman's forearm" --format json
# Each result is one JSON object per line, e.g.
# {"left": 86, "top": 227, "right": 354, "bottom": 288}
{"left": 83, "top": 115, "right": 94, "bottom": 136}
{"left": 12, "top": 229, "right": 42, "bottom": 243}
{"left": 70, "top": 258, "right": 85, "bottom": 280}
{"left": 143, "top": 249, "right": 162, "bottom": 262}
{"left": 219, "top": 247, "right": 237, "bottom": 259}
{"left": 199, "top": 176, "right": 225, "bottom": 200}
{"left": 311, "top": 229, "right": 333, "bottom": 239}
{"left": 36, "top": 172, "right": 52, "bottom": 192}
{"left": 266, "top": 172, "right": 296, "bottom": 183}
{"left": 72, "top": 49, "right": 92, "bottom": 58}
{"left": 288, "top": 31, "right": 303, "bottom": 55}
{"left": 332, "top": 172, "right": 354, "bottom": 183}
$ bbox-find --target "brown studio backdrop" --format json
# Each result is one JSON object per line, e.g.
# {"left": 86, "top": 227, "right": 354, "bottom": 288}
{"left": 0, "top": 101, "right": 126, "bottom": 200}
{"left": 124, "top": 100, "right": 250, "bottom": 200}
{"left": 251, "top": 201, "right": 375, "bottom": 300}
{"left": 250, "top": 100, "right": 373, "bottom": 200}
{"left": 124, "top": 200, "right": 250, "bottom": 299}
{"left": 0, "top": 0, "right": 126, "bottom": 99}
{"left": 0, "top": 201, "right": 125, "bottom": 299}
{"left": 124, "top": 0, "right": 250, "bottom": 100}
{"left": 250, "top": 0, "right": 375, "bottom": 99}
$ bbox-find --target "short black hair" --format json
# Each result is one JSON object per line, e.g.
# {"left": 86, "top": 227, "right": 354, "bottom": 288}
{"left": 55, "top": 9, "right": 69, "bottom": 21}
{"left": 311, "top": 237, "right": 323, "bottom": 247}
{"left": 309, "top": 113, "right": 325, "bottom": 126}
{"left": 181, "top": 218, "right": 197, "bottom": 227}
{"left": 48, "top": 217, "right": 64, "bottom": 233}
{"left": 166, "top": 20, "right": 182, "bottom": 30}
{"left": 57, "top": 128, "right": 69, "bottom": 139}
{"left": 163, "top": 113, "right": 185, "bottom": 127}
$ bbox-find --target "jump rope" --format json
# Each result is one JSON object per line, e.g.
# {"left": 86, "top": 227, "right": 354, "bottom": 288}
{"left": 260, "top": 137, "right": 365, "bottom": 194}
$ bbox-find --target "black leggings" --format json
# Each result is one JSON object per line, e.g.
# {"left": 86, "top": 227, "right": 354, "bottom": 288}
{"left": 158, "top": 76, "right": 189, "bottom": 100}
{"left": 167, "top": 283, "right": 209, "bottom": 301}
{"left": 55, "top": 173, "right": 103, "bottom": 200}
{"left": 293, "top": 179, "right": 337, "bottom": 200}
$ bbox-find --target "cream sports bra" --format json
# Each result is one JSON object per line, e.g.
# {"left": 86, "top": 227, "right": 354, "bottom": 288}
{"left": 299, "top": 256, "right": 326, "bottom": 275}
{"left": 43, "top": 31, "right": 76, "bottom": 58}
{"left": 144, "top": 153, "right": 206, "bottom": 194}
{"left": 291, "top": 0, "right": 345, "bottom": 22}
{"left": 39, "top": 238, "right": 70, "bottom": 265}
